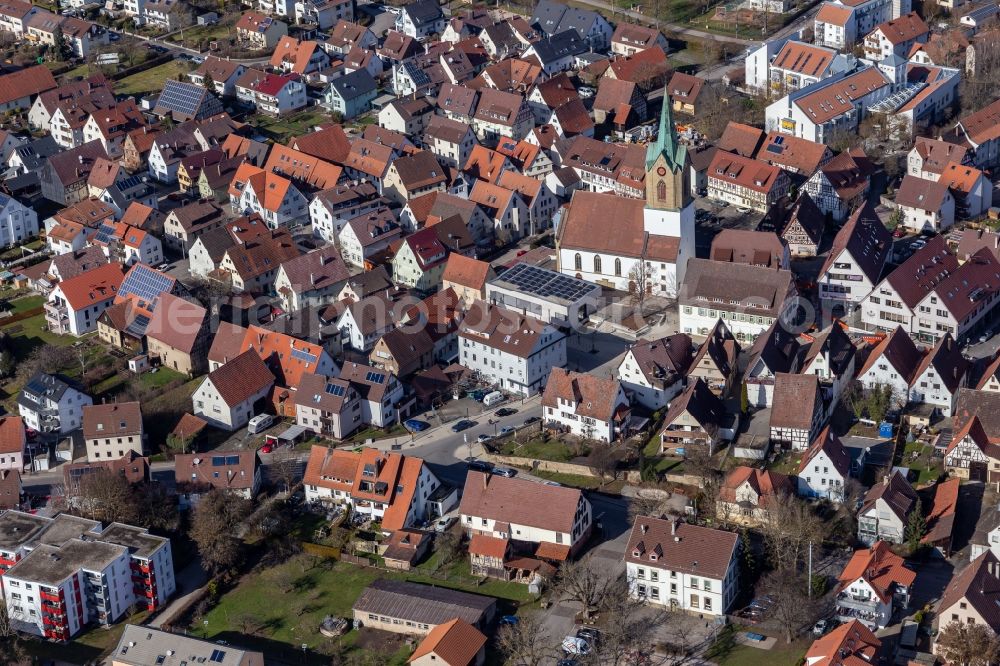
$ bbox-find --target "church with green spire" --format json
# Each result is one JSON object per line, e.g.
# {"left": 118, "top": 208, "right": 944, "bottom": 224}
{"left": 554, "top": 88, "right": 696, "bottom": 299}
{"left": 644, "top": 95, "right": 694, "bottom": 213}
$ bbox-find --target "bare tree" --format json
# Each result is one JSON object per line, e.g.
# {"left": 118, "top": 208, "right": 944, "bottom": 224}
{"left": 936, "top": 621, "right": 1000, "bottom": 666}
{"left": 593, "top": 589, "right": 669, "bottom": 665}
{"left": 271, "top": 447, "right": 300, "bottom": 495}
{"left": 555, "top": 560, "right": 617, "bottom": 620}
{"left": 759, "top": 493, "right": 824, "bottom": 573}
{"left": 496, "top": 614, "right": 555, "bottom": 666}
{"left": 628, "top": 492, "right": 669, "bottom": 524}
{"left": 76, "top": 469, "right": 137, "bottom": 524}
{"left": 232, "top": 613, "right": 264, "bottom": 636}
{"left": 190, "top": 488, "right": 252, "bottom": 577}
{"left": 628, "top": 262, "right": 650, "bottom": 307}
{"left": 758, "top": 569, "right": 828, "bottom": 643}
{"left": 588, "top": 442, "right": 620, "bottom": 481}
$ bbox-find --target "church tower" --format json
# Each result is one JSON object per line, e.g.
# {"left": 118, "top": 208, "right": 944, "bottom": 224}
{"left": 643, "top": 93, "right": 696, "bottom": 287}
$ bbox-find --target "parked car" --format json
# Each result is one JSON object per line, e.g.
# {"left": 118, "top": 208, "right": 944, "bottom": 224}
{"left": 496, "top": 407, "right": 518, "bottom": 417}
{"left": 477, "top": 433, "right": 493, "bottom": 444}
{"left": 493, "top": 467, "right": 517, "bottom": 478}
{"left": 576, "top": 628, "right": 601, "bottom": 646}
{"left": 260, "top": 442, "right": 274, "bottom": 454}
{"left": 466, "top": 459, "right": 493, "bottom": 472}
{"left": 812, "top": 619, "right": 829, "bottom": 636}
{"left": 469, "top": 389, "right": 488, "bottom": 401}
{"left": 404, "top": 419, "right": 430, "bottom": 432}
{"left": 499, "top": 615, "right": 519, "bottom": 626}
{"left": 451, "top": 419, "right": 476, "bottom": 432}
{"left": 434, "top": 516, "right": 456, "bottom": 533}
{"left": 562, "top": 637, "right": 591, "bottom": 655}
{"left": 498, "top": 426, "right": 515, "bottom": 436}
{"left": 523, "top": 416, "right": 541, "bottom": 426}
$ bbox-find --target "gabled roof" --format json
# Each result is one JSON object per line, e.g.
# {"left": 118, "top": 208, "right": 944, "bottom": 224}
{"left": 627, "top": 333, "right": 693, "bottom": 384}
{"left": 793, "top": 67, "right": 889, "bottom": 124}
{"left": 912, "top": 333, "right": 967, "bottom": 393}
{"left": 541, "top": 368, "right": 623, "bottom": 421}
{"left": 204, "top": 349, "right": 274, "bottom": 406}
{"left": 708, "top": 151, "right": 784, "bottom": 194}
{"left": 771, "top": 373, "right": 821, "bottom": 430}
{"left": 820, "top": 201, "right": 890, "bottom": 284}
{"left": 408, "top": 618, "right": 487, "bottom": 666}
{"left": 780, "top": 193, "right": 825, "bottom": 245}
{"left": 174, "top": 450, "right": 259, "bottom": 492}
{"left": 719, "top": 466, "right": 793, "bottom": 508}
{"left": 660, "top": 377, "right": 728, "bottom": 438}
{"left": 857, "top": 326, "right": 922, "bottom": 383}
{"left": 624, "top": 516, "right": 737, "bottom": 579}
{"left": 0, "top": 416, "right": 24, "bottom": 455}
{"left": 771, "top": 40, "right": 837, "bottom": 77}
{"left": 441, "top": 253, "right": 492, "bottom": 291}
{"left": 460, "top": 471, "right": 585, "bottom": 533}
{"left": 838, "top": 540, "right": 915, "bottom": 603}
{"left": 871, "top": 12, "right": 928, "bottom": 45}
{"left": 758, "top": 132, "right": 830, "bottom": 175}
{"left": 805, "top": 620, "right": 880, "bottom": 666}
{"left": 54, "top": 262, "right": 124, "bottom": 311}
{"left": 710, "top": 229, "right": 786, "bottom": 268}
{"left": 270, "top": 35, "right": 322, "bottom": 74}
{"left": 799, "top": 426, "right": 851, "bottom": 478}
{"left": 860, "top": 469, "right": 917, "bottom": 522}
{"left": 0, "top": 64, "right": 57, "bottom": 106}
{"left": 144, "top": 293, "right": 206, "bottom": 354}
{"left": 922, "top": 477, "right": 959, "bottom": 547}
{"left": 82, "top": 402, "right": 142, "bottom": 440}
{"left": 939, "top": 550, "right": 1000, "bottom": 631}
{"left": 895, "top": 173, "right": 952, "bottom": 211}
{"left": 717, "top": 122, "right": 765, "bottom": 158}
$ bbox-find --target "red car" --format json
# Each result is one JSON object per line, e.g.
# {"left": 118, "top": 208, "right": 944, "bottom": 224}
{"left": 24, "top": 428, "right": 38, "bottom": 441}
{"left": 260, "top": 443, "right": 273, "bottom": 454}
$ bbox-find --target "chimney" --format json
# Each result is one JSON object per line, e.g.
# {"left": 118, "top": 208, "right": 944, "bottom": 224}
{"left": 671, "top": 518, "right": 677, "bottom": 536}
{"left": 883, "top": 474, "right": 890, "bottom": 486}
{"left": 640, "top": 524, "right": 647, "bottom": 534}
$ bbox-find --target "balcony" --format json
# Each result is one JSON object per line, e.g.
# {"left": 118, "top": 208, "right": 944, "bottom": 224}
{"left": 40, "top": 590, "right": 62, "bottom": 603}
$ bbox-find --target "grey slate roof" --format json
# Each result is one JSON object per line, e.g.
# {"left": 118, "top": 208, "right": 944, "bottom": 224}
{"left": 330, "top": 68, "right": 378, "bottom": 101}
{"left": 528, "top": 29, "right": 587, "bottom": 63}
{"left": 353, "top": 579, "right": 496, "bottom": 626}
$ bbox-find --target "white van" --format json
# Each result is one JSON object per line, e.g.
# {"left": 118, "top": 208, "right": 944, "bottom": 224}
{"left": 483, "top": 391, "right": 505, "bottom": 407}
{"left": 247, "top": 414, "right": 274, "bottom": 434}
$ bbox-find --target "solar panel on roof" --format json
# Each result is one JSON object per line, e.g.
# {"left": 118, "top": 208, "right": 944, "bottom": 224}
{"left": 94, "top": 223, "right": 116, "bottom": 245}
{"left": 158, "top": 81, "right": 206, "bottom": 117}
{"left": 211, "top": 456, "right": 226, "bottom": 466}
{"left": 226, "top": 455, "right": 240, "bottom": 465}
{"left": 125, "top": 314, "right": 151, "bottom": 337}
{"left": 365, "top": 371, "right": 385, "bottom": 384}
{"left": 290, "top": 347, "right": 317, "bottom": 364}
{"left": 119, "top": 265, "right": 173, "bottom": 306}
{"left": 324, "top": 383, "right": 346, "bottom": 397}
{"left": 497, "top": 263, "right": 595, "bottom": 303}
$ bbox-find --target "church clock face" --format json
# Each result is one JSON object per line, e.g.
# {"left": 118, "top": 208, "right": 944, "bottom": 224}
{"left": 656, "top": 167, "right": 667, "bottom": 176}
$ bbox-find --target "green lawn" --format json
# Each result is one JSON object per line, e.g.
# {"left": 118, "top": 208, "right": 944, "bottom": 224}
{"left": 0, "top": 312, "right": 78, "bottom": 356}
{"left": 252, "top": 109, "right": 335, "bottom": 142}
{"left": 141, "top": 366, "right": 187, "bottom": 389}
{"left": 6, "top": 295, "right": 44, "bottom": 314}
{"left": 165, "top": 21, "right": 235, "bottom": 47}
{"left": 116, "top": 60, "right": 193, "bottom": 96}
{"left": 199, "top": 555, "right": 533, "bottom": 655}
{"left": 706, "top": 626, "right": 810, "bottom": 666}
{"left": 500, "top": 436, "right": 580, "bottom": 462}
{"left": 347, "top": 423, "right": 408, "bottom": 443}
{"left": 901, "top": 439, "right": 943, "bottom": 485}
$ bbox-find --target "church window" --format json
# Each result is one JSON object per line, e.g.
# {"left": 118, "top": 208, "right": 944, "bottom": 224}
{"left": 574, "top": 253, "right": 582, "bottom": 270}
{"left": 657, "top": 180, "right": 666, "bottom": 201}
{"left": 594, "top": 255, "right": 602, "bottom": 274}
{"left": 614, "top": 259, "right": 622, "bottom": 276}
